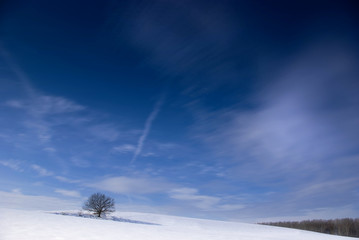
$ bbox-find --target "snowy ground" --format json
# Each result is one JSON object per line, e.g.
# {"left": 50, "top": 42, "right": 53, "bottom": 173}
{"left": 0, "top": 208, "right": 356, "bottom": 240}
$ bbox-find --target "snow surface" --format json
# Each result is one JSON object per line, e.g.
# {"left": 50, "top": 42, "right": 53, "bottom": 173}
{"left": 0, "top": 208, "right": 356, "bottom": 240}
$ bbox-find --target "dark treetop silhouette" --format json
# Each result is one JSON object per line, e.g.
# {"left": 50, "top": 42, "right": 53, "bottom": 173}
{"left": 83, "top": 193, "right": 115, "bottom": 217}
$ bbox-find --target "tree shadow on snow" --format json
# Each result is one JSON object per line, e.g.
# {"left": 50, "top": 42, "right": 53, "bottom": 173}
{"left": 111, "top": 216, "right": 160, "bottom": 225}
{"left": 51, "top": 212, "right": 161, "bottom": 226}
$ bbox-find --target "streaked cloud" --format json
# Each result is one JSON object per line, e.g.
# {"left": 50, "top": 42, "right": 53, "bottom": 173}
{"left": 193, "top": 45, "right": 359, "bottom": 183}
{"left": 26, "top": 95, "right": 85, "bottom": 117}
{"left": 132, "top": 95, "right": 165, "bottom": 163}
{"left": 4, "top": 95, "right": 85, "bottom": 117}
{"left": 70, "top": 157, "right": 91, "bottom": 168}
{"left": 217, "top": 204, "right": 246, "bottom": 211}
{"left": 88, "top": 124, "right": 120, "bottom": 142}
{"left": 31, "top": 164, "right": 53, "bottom": 176}
{"left": 55, "top": 189, "right": 81, "bottom": 198}
{"left": 169, "top": 188, "right": 220, "bottom": 210}
{"left": 55, "top": 176, "right": 80, "bottom": 184}
{"left": 0, "top": 190, "right": 80, "bottom": 210}
{"left": 4, "top": 99, "right": 23, "bottom": 108}
{"left": 43, "top": 147, "right": 56, "bottom": 153}
{"left": 86, "top": 176, "right": 172, "bottom": 195}
{"left": 141, "top": 152, "right": 156, "bottom": 157}
{"left": 22, "top": 120, "right": 52, "bottom": 143}
{"left": 0, "top": 159, "right": 23, "bottom": 172}
{"left": 112, "top": 144, "right": 136, "bottom": 153}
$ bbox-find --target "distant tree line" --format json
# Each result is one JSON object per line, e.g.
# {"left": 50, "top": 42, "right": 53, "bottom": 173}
{"left": 260, "top": 218, "right": 359, "bottom": 238}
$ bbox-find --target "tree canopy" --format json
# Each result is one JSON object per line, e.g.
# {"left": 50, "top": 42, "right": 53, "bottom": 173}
{"left": 83, "top": 193, "right": 115, "bottom": 217}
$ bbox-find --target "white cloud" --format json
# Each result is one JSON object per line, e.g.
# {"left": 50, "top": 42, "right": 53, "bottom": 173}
{"left": 23, "top": 120, "right": 52, "bottom": 143}
{"left": 89, "top": 124, "right": 119, "bottom": 142}
{"left": 217, "top": 204, "right": 246, "bottom": 211}
{"left": 43, "top": 147, "right": 56, "bottom": 153}
{"left": 169, "top": 188, "right": 221, "bottom": 210}
{"left": 87, "top": 176, "right": 172, "bottom": 195}
{"left": 11, "top": 188, "right": 22, "bottom": 193}
{"left": 2, "top": 63, "right": 87, "bottom": 144}
{"left": 4, "top": 100, "right": 23, "bottom": 108}
{"left": 132, "top": 95, "right": 165, "bottom": 163}
{"left": 142, "top": 152, "right": 156, "bottom": 157}
{"left": 0, "top": 159, "right": 23, "bottom": 172}
{"left": 170, "top": 187, "right": 198, "bottom": 196}
{"left": 112, "top": 144, "right": 136, "bottom": 153}
{"left": 289, "top": 177, "right": 359, "bottom": 205}
{"left": 156, "top": 142, "right": 178, "bottom": 150}
{"left": 192, "top": 47, "right": 359, "bottom": 185}
{"left": 55, "top": 189, "right": 81, "bottom": 198}
{"left": 5, "top": 95, "right": 85, "bottom": 117}
{"left": 55, "top": 176, "right": 80, "bottom": 183}
{"left": 31, "top": 164, "right": 53, "bottom": 176}
{"left": 29, "top": 95, "right": 85, "bottom": 116}
{"left": 71, "top": 157, "right": 91, "bottom": 168}
{"left": 0, "top": 190, "right": 80, "bottom": 210}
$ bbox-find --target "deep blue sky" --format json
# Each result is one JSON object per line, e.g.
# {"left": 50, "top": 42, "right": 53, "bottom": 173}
{"left": 0, "top": 0, "right": 358, "bottom": 222}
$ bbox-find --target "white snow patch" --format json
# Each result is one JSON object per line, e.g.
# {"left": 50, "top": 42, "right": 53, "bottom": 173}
{"left": 0, "top": 208, "right": 356, "bottom": 240}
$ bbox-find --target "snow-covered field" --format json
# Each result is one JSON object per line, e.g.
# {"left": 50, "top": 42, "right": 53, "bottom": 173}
{"left": 0, "top": 208, "right": 355, "bottom": 240}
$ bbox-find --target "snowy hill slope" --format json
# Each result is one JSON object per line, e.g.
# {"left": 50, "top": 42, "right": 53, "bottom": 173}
{"left": 0, "top": 209, "right": 356, "bottom": 240}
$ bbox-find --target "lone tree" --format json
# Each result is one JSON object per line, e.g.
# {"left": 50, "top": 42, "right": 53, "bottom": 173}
{"left": 83, "top": 193, "right": 115, "bottom": 217}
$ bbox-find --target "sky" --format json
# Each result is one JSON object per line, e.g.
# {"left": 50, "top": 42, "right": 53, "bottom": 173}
{"left": 0, "top": 0, "right": 358, "bottom": 222}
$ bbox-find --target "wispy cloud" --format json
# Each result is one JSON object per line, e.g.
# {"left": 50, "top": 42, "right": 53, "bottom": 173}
{"left": 0, "top": 42, "right": 36, "bottom": 97}
{"left": 288, "top": 177, "right": 359, "bottom": 208}
{"left": 3, "top": 96, "right": 86, "bottom": 144}
{"left": 0, "top": 190, "right": 80, "bottom": 210}
{"left": 70, "top": 157, "right": 91, "bottom": 168}
{"left": 88, "top": 124, "right": 120, "bottom": 142}
{"left": 193, "top": 45, "right": 359, "bottom": 183}
{"left": 31, "top": 164, "right": 53, "bottom": 176}
{"left": 55, "top": 189, "right": 81, "bottom": 198}
{"left": 112, "top": 144, "right": 136, "bottom": 153}
{"left": 182, "top": 44, "right": 359, "bottom": 219}
{"left": 131, "top": 95, "right": 165, "bottom": 163}
{"left": 0, "top": 159, "right": 23, "bottom": 172}
{"left": 1, "top": 46, "right": 87, "bottom": 145}
{"left": 141, "top": 152, "right": 156, "bottom": 157}
{"left": 5, "top": 95, "right": 85, "bottom": 117}
{"left": 86, "top": 176, "right": 172, "bottom": 195}
{"left": 108, "top": 1, "right": 241, "bottom": 96}
{"left": 4, "top": 100, "right": 23, "bottom": 108}
{"left": 217, "top": 204, "right": 246, "bottom": 211}
{"left": 168, "top": 188, "right": 245, "bottom": 212}
{"left": 55, "top": 176, "right": 81, "bottom": 184}
{"left": 43, "top": 147, "right": 56, "bottom": 153}
{"left": 169, "top": 188, "right": 220, "bottom": 210}
{"left": 29, "top": 95, "right": 85, "bottom": 116}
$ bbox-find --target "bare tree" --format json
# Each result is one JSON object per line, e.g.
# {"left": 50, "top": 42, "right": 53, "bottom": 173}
{"left": 83, "top": 193, "right": 115, "bottom": 217}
